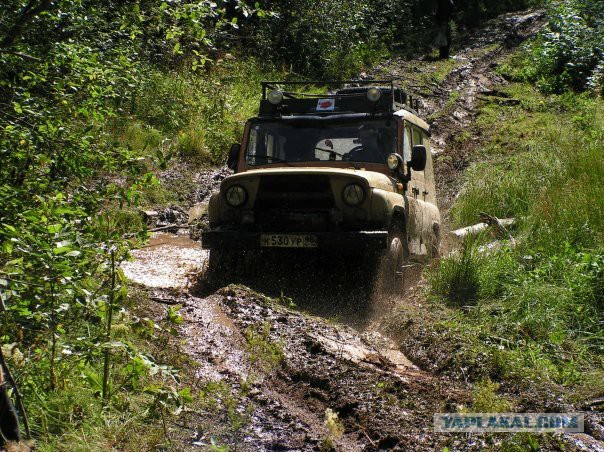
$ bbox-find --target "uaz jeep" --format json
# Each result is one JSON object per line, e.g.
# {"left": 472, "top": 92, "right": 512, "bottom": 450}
{"left": 202, "top": 81, "right": 440, "bottom": 293}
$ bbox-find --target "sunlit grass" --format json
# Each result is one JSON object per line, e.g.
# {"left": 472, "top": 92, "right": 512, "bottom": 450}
{"left": 423, "top": 82, "right": 604, "bottom": 394}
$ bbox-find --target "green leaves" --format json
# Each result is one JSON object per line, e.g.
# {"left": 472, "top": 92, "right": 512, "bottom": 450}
{"left": 517, "top": 0, "right": 604, "bottom": 94}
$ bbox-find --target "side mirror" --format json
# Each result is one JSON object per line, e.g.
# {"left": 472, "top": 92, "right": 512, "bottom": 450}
{"left": 227, "top": 143, "right": 240, "bottom": 170}
{"left": 409, "top": 145, "right": 427, "bottom": 172}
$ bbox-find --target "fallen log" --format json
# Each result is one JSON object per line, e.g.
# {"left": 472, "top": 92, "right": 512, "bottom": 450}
{"left": 450, "top": 217, "right": 516, "bottom": 240}
{"left": 148, "top": 224, "right": 189, "bottom": 233}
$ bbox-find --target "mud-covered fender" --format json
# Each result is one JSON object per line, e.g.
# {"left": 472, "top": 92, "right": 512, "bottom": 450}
{"left": 207, "top": 192, "right": 221, "bottom": 227}
{"left": 407, "top": 198, "right": 441, "bottom": 258}
{"left": 370, "top": 188, "right": 405, "bottom": 230}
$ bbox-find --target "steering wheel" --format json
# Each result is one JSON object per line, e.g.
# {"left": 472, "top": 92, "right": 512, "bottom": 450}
{"left": 347, "top": 145, "right": 365, "bottom": 161}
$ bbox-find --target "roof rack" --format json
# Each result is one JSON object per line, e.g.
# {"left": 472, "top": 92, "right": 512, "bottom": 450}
{"left": 259, "top": 80, "right": 421, "bottom": 117}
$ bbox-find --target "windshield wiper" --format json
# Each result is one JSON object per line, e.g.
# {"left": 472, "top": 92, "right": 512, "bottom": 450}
{"left": 314, "top": 147, "right": 351, "bottom": 161}
{"left": 251, "top": 155, "right": 294, "bottom": 166}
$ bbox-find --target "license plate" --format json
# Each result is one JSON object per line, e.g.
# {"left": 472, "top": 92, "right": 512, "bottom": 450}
{"left": 260, "top": 234, "right": 318, "bottom": 248}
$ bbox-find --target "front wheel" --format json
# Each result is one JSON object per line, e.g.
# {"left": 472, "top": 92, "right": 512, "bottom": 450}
{"left": 205, "top": 249, "right": 257, "bottom": 289}
{"left": 376, "top": 232, "right": 408, "bottom": 297}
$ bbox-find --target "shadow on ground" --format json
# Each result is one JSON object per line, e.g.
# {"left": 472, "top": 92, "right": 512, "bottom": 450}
{"left": 197, "top": 250, "right": 392, "bottom": 329}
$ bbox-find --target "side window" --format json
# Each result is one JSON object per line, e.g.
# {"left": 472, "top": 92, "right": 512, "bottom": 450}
{"left": 403, "top": 126, "right": 412, "bottom": 162}
{"left": 266, "top": 134, "right": 275, "bottom": 157}
{"left": 248, "top": 127, "right": 258, "bottom": 160}
{"left": 422, "top": 131, "right": 430, "bottom": 150}
{"left": 412, "top": 127, "right": 422, "bottom": 146}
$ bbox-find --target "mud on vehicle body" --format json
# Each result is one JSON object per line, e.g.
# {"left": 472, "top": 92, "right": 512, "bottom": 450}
{"left": 202, "top": 81, "right": 440, "bottom": 293}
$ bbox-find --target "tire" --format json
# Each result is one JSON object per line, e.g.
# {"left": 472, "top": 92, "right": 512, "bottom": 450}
{"left": 206, "top": 248, "right": 261, "bottom": 289}
{"left": 377, "top": 231, "right": 408, "bottom": 297}
{"left": 205, "top": 249, "right": 232, "bottom": 288}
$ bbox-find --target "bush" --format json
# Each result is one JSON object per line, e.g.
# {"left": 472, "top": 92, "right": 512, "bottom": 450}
{"left": 511, "top": 0, "right": 604, "bottom": 94}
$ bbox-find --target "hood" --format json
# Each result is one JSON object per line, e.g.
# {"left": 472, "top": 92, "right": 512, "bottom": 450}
{"left": 224, "top": 167, "right": 397, "bottom": 192}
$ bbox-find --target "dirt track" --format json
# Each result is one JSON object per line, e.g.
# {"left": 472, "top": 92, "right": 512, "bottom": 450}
{"left": 123, "top": 10, "right": 604, "bottom": 451}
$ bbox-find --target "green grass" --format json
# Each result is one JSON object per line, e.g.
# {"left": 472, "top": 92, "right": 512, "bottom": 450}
{"left": 456, "top": 84, "right": 604, "bottom": 246}
{"left": 100, "top": 58, "right": 281, "bottom": 209}
{"left": 427, "top": 239, "right": 481, "bottom": 307}
{"left": 471, "top": 380, "right": 513, "bottom": 412}
{"left": 113, "top": 58, "right": 275, "bottom": 164}
{"left": 421, "top": 82, "right": 604, "bottom": 397}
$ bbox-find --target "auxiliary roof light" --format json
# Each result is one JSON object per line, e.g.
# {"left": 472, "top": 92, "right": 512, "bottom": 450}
{"left": 268, "top": 89, "right": 284, "bottom": 105}
{"left": 366, "top": 87, "right": 382, "bottom": 103}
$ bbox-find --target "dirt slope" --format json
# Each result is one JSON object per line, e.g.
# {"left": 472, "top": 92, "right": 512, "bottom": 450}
{"left": 370, "top": 10, "right": 545, "bottom": 216}
{"left": 124, "top": 10, "right": 604, "bottom": 451}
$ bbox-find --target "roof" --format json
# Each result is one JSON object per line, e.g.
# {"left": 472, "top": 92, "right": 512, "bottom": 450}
{"left": 258, "top": 80, "right": 423, "bottom": 119}
{"left": 395, "top": 109, "right": 430, "bottom": 131}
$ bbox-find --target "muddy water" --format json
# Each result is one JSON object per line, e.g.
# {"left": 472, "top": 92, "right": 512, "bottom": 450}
{"left": 121, "top": 232, "right": 208, "bottom": 288}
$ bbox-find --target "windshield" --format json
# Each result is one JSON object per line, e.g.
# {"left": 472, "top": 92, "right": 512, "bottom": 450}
{"left": 246, "top": 119, "right": 397, "bottom": 166}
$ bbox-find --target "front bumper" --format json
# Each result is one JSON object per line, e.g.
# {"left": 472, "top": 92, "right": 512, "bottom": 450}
{"left": 201, "top": 230, "right": 388, "bottom": 251}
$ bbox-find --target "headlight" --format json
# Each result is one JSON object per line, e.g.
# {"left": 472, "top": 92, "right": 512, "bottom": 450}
{"left": 367, "top": 87, "right": 382, "bottom": 102}
{"left": 225, "top": 185, "right": 247, "bottom": 207}
{"left": 268, "top": 90, "right": 284, "bottom": 105}
{"left": 387, "top": 153, "right": 403, "bottom": 171}
{"left": 342, "top": 183, "right": 365, "bottom": 206}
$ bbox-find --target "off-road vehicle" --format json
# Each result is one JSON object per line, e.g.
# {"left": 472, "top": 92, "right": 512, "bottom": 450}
{"left": 202, "top": 81, "right": 440, "bottom": 293}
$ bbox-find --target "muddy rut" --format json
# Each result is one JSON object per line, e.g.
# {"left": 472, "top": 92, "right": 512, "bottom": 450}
{"left": 122, "top": 10, "right": 603, "bottom": 451}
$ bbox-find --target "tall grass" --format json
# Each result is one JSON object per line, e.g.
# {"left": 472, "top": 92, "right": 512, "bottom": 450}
{"left": 454, "top": 85, "right": 604, "bottom": 250}
{"left": 427, "top": 84, "right": 604, "bottom": 390}
{"left": 109, "top": 58, "right": 278, "bottom": 165}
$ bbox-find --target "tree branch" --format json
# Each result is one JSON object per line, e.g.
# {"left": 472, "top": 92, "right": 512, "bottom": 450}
{"left": 0, "top": 346, "right": 31, "bottom": 440}
{"left": 0, "top": 0, "right": 54, "bottom": 50}
{"left": 0, "top": 49, "right": 41, "bottom": 61}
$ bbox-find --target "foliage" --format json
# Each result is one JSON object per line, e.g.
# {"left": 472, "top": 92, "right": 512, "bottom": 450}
{"left": 471, "top": 380, "right": 513, "bottom": 412}
{"left": 427, "top": 83, "right": 604, "bottom": 391}
{"left": 0, "top": 0, "right": 265, "bottom": 445}
{"left": 244, "top": 322, "right": 284, "bottom": 372}
{"left": 505, "top": 0, "right": 604, "bottom": 94}
{"left": 245, "top": 0, "right": 536, "bottom": 78}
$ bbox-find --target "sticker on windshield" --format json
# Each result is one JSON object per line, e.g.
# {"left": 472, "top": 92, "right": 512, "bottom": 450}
{"left": 316, "top": 98, "right": 335, "bottom": 111}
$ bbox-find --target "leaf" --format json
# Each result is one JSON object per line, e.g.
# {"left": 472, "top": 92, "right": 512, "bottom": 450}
{"left": 82, "top": 366, "right": 103, "bottom": 392}
{"left": 2, "top": 224, "right": 17, "bottom": 233}
{"left": 167, "top": 305, "right": 183, "bottom": 325}
{"left": 102, "top": 341, "right": 127, "bottom": 349}
{"left": 178, "top": 387, "right": 193, "bottom": 403}
{"left": 2, "top": 241, "right": 13, "bottom": 254}
{"left": 47, "top": 224, "right": 62, "bottom": 233}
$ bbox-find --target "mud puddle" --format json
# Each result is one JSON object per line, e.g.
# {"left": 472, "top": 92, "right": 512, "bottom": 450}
{"left": 122, "top": 230, "right": 465, "bottom": 448}
{"left": 121, "top": 232, "right": 207, "bottom": 288}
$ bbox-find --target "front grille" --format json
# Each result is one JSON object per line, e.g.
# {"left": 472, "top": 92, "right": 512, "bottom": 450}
{"left": 254, "top": 175, "right": 335, "bottom": 231}
{"left": 255, "top": 175, "right": 335, "bottom": 210}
